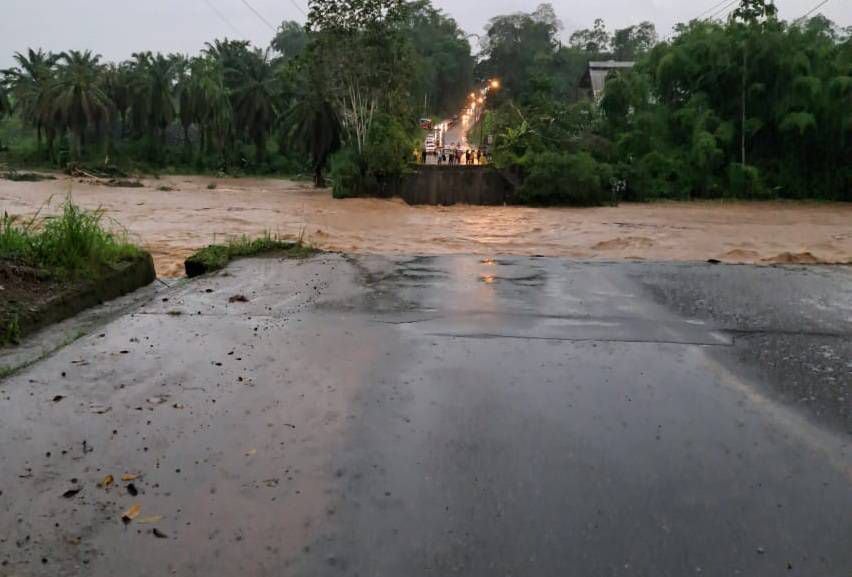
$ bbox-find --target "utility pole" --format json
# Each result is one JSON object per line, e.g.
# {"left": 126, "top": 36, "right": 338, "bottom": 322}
{"left": 741, "top": 37, "right": 747, "bottom": 166}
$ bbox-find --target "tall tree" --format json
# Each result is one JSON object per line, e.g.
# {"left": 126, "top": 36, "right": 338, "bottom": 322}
{"left": 271, "top": 21, "right": 308, "bottom": 61}
{"left": 229, "top": 49, "right": 278, "bottom": 164}
{"left": 307, "top": 0, "right": 411, "bottom": 154}
{"left": 129, "top": 52, "right": 177, "bottom": 152}
{"left": 51, "top": 50, "right": 112, "bottom": 159}
{"left": 5, "top": 49, "right": 59, "bottom": 156}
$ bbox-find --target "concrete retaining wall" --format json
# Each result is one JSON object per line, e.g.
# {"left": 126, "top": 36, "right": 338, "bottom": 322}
{"left": 398, "top": 166, "right": 516, "bottom": 206}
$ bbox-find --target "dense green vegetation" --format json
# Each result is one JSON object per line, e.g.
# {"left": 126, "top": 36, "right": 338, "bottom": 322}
{"left": 480, "top": 0, "right": 850, "bottom": 204}
{"left": 0, "top": 200, "right": 140, "bottom": 277}
{"left": 0, "top": 0, "right": 848, "bottom": 202}
{"left": 0, "top": 0, "right": 474, "bottom": 184}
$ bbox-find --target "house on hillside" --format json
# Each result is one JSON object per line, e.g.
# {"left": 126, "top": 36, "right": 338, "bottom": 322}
{"left": 580, "top": 61, "right": 635, "bottom": 100}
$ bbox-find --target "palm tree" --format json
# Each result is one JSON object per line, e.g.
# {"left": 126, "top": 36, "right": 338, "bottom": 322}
{"left": 0, "top": 81, "right": 11, "bottom": 150}
{"left": 173, "top": 55, "right": 195, "bottom": 157}
{"left": 5, "top": 49, "right": 58, "bottom": 156}
{"left": 51, "top": 50, "right": 112, "bottom": 160}
{"left": 229, "top": 50, "right": 277, "bottom": 164}
{"left": 283, "top": 70, "right": 341, "bottom": 187}
{"left": 188, "top": 57, "right": 232, "bottom": 162}
{"left": 129, "top": 52, "right": 176, "bottom": 154}
{"left": 102, "top": 62, "right": 133, "bottom": 137}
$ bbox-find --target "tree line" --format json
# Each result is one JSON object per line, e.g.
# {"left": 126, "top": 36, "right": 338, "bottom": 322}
{"left": 1, "top": 0, "right": 848, "bottom": 202}
{"left": 480, "top": 1, "right": 850, "bottom": 203}
{"left": 0, "top": 0, "right": 474, "bottom": 187}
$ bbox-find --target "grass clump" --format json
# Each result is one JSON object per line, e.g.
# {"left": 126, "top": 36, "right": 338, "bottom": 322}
{"left": 0, "top": 199, "right": 141, "bottom": 278}
{"left": 185, "top": 234, "right": 316, "bottom": 278}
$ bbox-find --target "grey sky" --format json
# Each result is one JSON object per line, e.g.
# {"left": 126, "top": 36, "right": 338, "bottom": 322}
{"left": 1, "top": 0, "right": 848, "bottom": 68}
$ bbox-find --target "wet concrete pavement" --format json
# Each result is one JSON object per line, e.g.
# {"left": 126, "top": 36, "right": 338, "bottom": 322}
{"left": 0, "top": 255, "right": 850, "bottom": 576}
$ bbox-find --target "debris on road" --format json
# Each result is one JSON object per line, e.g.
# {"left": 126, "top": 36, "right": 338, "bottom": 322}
{"left": 122, "top": 504, "right": 141, "bottom": 524}
{"left": 61, "top": 488, "right": 82, "bottom": 499}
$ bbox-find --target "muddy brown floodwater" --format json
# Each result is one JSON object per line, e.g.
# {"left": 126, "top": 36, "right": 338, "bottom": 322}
{"left": 1, "top": 175, "right": 850, "bottom": 276}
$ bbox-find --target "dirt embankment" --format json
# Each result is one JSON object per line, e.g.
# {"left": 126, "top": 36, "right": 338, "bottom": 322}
{"left": 1, "top": 175, "right": 850, "bottom": 276}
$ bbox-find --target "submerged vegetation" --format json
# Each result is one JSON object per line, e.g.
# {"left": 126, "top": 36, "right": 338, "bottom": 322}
{"left": 0, "top": 0, "right": 848, "bottom": 203}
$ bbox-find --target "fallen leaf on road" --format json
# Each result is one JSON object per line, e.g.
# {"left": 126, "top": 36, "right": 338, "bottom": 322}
{"left": 100, "top": 475, "right": 114, "bottom": 489}
{"left": 52, "top": 395, "right": 66, "bottom": 403}
{"left": 89, "top": 404, "right": 111, "bottom": 414}
{"left": 122, "top": 504, "right": 141, "bottom": 524}
{"left": 62, "top": 488, "right": 82, "bottom": 499}
{"left": 137, "top": 515, "right": 162, "bottom": 525}
{"left": 245, "top": 449, "right": 257, "bottom": 457}
{"left": 121, "top": 474, "right": 139, "bottom": 482}
{"left": 152, "top": 528, "right": 168, "bottom": 539}
{"left": 127, "top": 483, "right": 139, "bottom": 497}
{"left": 229, "top": 294, "right": 249, "bottom": 303}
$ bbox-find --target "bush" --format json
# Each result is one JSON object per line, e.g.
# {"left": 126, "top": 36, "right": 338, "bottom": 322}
{"left": 518, "top": 152, "right": 615, "bottom": 206}
{"left": 625, "top": 151, "right": 692, "bottom": 201}
{"left": 330, "top": 115, "right": 414, "bottom": 199}
{"left": 726, "top": 163, "right": 769, "bottom": 199}
{"left": 0, "top": 199, "right": 140, "bottom": 277}
{"left": 329, "top": 148, "right": 370, "bottom": 199}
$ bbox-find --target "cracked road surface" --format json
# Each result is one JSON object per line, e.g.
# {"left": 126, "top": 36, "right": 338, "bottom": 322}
{"left": 0, "top": 255, "right": 850, "bottom": 576}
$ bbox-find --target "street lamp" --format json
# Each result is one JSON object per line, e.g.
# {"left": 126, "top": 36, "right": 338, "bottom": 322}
{"left": 490, "top": 79, "right": 500, "bottom": 90}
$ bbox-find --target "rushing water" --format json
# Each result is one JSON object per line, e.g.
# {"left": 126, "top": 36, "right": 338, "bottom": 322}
{"left": 2, "top": 175, "right": 850, "bottom": 276}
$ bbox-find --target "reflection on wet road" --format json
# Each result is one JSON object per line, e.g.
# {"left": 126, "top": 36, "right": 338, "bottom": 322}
{"left": 0, "top": 255, "right": 850, "bottom": 576}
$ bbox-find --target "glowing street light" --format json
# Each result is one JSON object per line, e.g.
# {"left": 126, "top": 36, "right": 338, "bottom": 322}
{"left": 490, "top": 79, "right": 501, "bottom": 90}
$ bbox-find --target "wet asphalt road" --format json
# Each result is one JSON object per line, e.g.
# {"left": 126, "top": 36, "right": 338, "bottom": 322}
{"left": 0, "top": 255, "right": 850, "bottom": 577}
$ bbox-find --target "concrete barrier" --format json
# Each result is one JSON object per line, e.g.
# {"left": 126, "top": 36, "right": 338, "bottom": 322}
{"left": 398, "top": 165, "right": 516, "bottom": 206}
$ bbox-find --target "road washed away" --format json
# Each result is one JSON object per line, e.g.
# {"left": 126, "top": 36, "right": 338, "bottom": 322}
{"left": 2, "top": 175, "right": 851, "bottom": 276}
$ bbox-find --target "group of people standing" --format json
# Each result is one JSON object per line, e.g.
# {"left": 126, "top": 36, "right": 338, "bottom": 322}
{"left": 438, "top": 148, "right": 485, "bottom": 166}
{"left": 418, "top": 147, "right": 488, "bottom": 166}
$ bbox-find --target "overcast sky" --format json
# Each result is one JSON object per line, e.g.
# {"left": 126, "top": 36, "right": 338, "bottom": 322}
{"left": 1, "top": 0, "right": 848, "bottom": 68}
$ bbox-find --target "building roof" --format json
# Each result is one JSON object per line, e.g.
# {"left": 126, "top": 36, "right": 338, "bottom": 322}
{"left": 580, "top": 61, "right": 636, "bottom": 99}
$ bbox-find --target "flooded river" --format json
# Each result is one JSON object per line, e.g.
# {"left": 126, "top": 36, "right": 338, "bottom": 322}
{"left": 1, "top": 175, "right": 850, "bottom": 276}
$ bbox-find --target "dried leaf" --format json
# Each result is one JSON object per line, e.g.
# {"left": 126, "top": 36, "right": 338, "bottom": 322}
{"left": 137, "top": 515, "right": 163, "bottom": 525}
{"left": 100, "top": 475, "right": 114, "bottom": 489}
{"left": 121, "top": 474, "right": 139, "bottom": 482}
{"left": 229, "top": 294, "right": 249, "bottom": 303}
{"left": 121, "top": 503, "right": 141, "bottom": 524}
{"left": 152, "top": 528, "right": 168, "bottom": 539}
{"left": 52, "top": 395, "right": 66, "bottom": 403}
{"left": 62, "top": 488, "right": 82, "bottom": 499}
{"left": 89, "top": 404, "right": 111, "bottom": 415}
{"left": 245, "top": 449, "right": 257, "bottom": 457}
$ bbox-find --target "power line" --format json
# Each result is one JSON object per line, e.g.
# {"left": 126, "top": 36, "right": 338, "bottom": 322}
{"left": 201, "top": 0, "right": 246, "bottom": 38}
{"left": 707, "top": 0, "right": 740, "bottom": 21}
{"left": 287, "top": 0, "right": 308, "bottom": 18}
{"left": 238, "top": 0, "right": 279, "bottom": 31}
{"left": 694, "top": 0, "right": 736, "bottom": 20}
{"left": 794, "top": 0, "right": 831, "bottom": 23}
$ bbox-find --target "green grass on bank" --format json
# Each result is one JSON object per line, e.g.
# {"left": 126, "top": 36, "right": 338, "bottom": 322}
{"left": 0, "top": 199, "right": 141, "bottom": 278}
{"left": 184, "top": 233, "right": 317, "bottom": 277}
